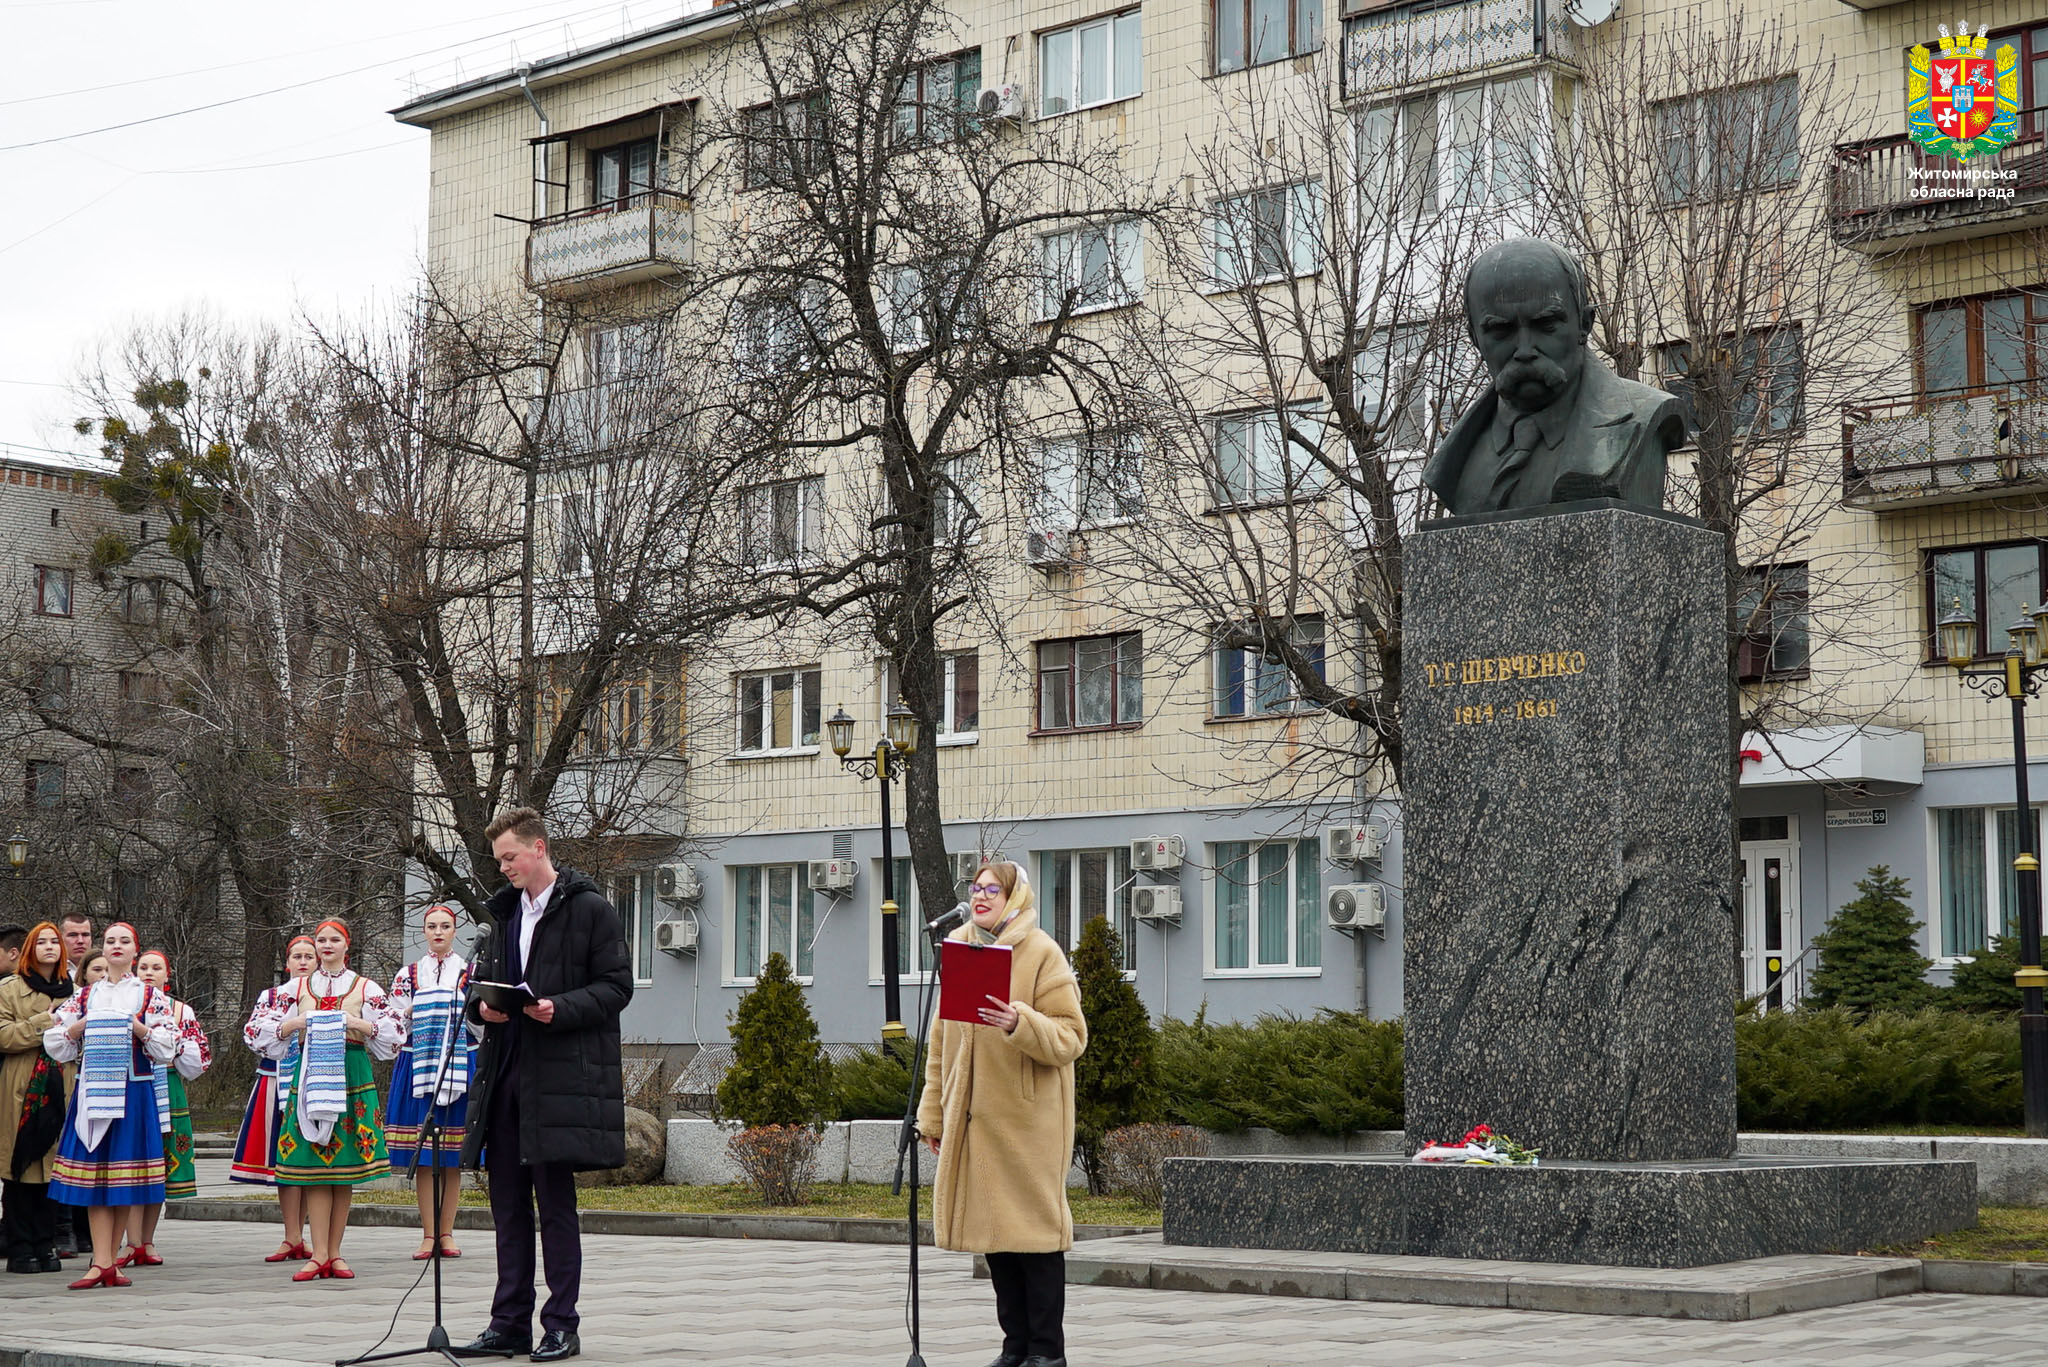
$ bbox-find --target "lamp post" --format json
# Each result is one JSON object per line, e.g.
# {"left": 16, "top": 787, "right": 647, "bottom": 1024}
{"left": 828, "top": 700, "right": 921, "bottom": 1043}
{"left": 1937, "top": 597, "right": 2048, "bottom": 1138}
{"left": 5, "top": 833, "right": 24, "bottom": 880}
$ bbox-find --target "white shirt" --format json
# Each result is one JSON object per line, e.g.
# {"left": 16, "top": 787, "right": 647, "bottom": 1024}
{"left": 517, "top": 876, "right": 557, "bottom": 983}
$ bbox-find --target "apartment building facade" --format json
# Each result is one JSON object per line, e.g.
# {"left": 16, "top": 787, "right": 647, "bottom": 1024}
{"left": 392, "top": 0, "right": 2048, "bottom": 1064}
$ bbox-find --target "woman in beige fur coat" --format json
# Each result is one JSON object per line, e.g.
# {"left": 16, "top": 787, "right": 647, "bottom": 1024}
{"left": 918, "top": 860, "right": 1087, "bottom": 1367}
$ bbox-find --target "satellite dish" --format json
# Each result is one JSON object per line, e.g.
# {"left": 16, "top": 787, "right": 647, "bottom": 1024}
{"left": 1564, "top": 0, "right": 1616, "bottom": 26}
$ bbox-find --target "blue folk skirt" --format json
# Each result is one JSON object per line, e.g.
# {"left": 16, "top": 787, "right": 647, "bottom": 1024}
{"left": 381, "top": 1046, "right": 471, "bottom": 1170}
{"left": 51, "top": 1077, "right": 166, "bottom": 1208}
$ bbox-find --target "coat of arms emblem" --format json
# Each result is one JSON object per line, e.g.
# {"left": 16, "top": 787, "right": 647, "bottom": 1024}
{"left": 1908, "top": 21, "right": 2021, "bottom": 160}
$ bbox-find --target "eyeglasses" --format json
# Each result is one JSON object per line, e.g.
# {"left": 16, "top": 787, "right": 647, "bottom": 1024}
{"left": 967, "top": 883, "right": 1004, "bottom": 897}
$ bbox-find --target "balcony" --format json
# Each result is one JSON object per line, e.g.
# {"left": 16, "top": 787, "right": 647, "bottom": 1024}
{"left": 526, "top": 192, "right": 694, "bottom": 296}
{"left": 1828, "top": 111, "right": 2048, "bottom": 250}
{"left": 1342, "top": 0, "right": 1577, "bottom": 98}
{"left": 535, "top": 383, "right": 655, "bottom": 456}
{"left": 1842, "top": 379, "right": 2048, "bottom": 509}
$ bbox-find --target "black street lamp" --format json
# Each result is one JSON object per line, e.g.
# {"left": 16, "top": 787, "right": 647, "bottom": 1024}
{"left": 1937, "top": 597, "right": 2048, "bottom": 1138}
{"left": 828, "top": 700, "right": 921, "bottom": 1043}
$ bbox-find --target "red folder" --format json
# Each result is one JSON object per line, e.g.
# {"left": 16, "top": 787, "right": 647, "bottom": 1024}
{"left": 939, "top": 940, "right": 1015, "bottom": 1025}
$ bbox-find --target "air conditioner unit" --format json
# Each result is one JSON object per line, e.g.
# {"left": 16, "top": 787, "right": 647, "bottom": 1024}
{"left": 656, "top": 863, "right": 702, "bottom": 903}
{"left": 655, "top": 915, "right": 699, "bottom": 956}
{"left": 808, "top": 858, "right": 856, "bottom": 894}
{"left": 1130, "top": 834, "right": 1186, "bottom": 872}
{"left": 1324, "top": 824, "right": 1383, "bottom": 865}
{"left": 1131, "top": 885, "right": 1182, "bottom": 924}
{"left": 1326, "top": 883, "right": 1386, "bottom": 932}
{"left": 975, "top": 83, "right": 1024, "bottom": 121}
{"left": 950, "top": 850, "right": 1004, "bottom": 886}
{"left": 1024, "top": 528, "right": 1074, "bottom": 569}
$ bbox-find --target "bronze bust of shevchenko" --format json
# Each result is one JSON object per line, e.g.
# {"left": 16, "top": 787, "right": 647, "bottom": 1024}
{"left": 1423, "top": 238, "right": 1687, "bottom": 517}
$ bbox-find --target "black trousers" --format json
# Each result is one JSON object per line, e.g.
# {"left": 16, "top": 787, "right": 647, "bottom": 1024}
{"left": 485, "top": 1078, "right": 582, "bottom": 1337}
{"left": 985, "top": 1251, "right": 1065, "bottom": 1360}
{"left": 1, "top": 1181, "right": 57, "bottom": 1261}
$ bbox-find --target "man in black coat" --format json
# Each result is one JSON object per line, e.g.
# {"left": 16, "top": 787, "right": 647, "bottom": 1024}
{"left": 454, "top": 808, "right": 632, "bottom": 1364}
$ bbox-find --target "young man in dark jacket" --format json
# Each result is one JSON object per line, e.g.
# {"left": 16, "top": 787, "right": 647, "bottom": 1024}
{"left": 454, "top": 807, "right": 632, "bottom": 1364}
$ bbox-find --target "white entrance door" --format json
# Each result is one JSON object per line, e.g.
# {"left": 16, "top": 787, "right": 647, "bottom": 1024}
{"left": 1739, "top": 815, "right": 1800, "bottom": 1008}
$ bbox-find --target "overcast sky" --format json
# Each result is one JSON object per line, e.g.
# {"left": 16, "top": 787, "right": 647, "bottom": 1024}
{"left": 0, "top": 0, "right": 694, "bottom": 459}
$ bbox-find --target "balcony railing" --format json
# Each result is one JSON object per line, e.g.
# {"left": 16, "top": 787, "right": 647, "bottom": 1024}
{"left": 1828, "top": 109, "right": 2048, "bottom": 249}
{"left": 1342, "top": 0, "right": 1576, "bottom": 98}
{"left": 526, "top": 192, "right": 694, "bottom": 295}
{"left": 1843, "top": 378, "right": 2048, "bottom": 508}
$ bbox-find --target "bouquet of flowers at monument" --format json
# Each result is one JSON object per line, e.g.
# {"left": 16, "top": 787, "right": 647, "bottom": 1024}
{"left": 1410, "top": 1123, "right": 1540, "bottom": 1166}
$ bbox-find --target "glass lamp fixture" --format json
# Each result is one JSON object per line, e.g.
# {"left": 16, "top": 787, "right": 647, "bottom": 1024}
{"left": 4, "top": 833, "right": 24, "bottom": 873}
{"left": 1938, "top": 597, "right": 1979, "bottom": 669}
{"left": 826, "top": 706, "right": 855, "bottom": 759}
{"left": 2015, "top": 606, "right": 2048, "bottom": 669}
{"left": 885, "top": 700, "right": 919, "bottom": 756}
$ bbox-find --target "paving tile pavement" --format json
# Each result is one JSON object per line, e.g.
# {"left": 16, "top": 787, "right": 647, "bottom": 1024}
{"left": 1, "top": 1219, "right": 2044, "bottom": 1365}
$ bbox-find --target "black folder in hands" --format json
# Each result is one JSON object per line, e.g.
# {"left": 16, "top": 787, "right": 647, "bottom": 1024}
{"left": 469, "top": 980, "right": 536, "bottom": 1014}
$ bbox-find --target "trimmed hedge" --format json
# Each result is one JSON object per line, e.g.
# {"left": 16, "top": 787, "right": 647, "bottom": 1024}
{"left": 1155, "top": 1009, "right": 1404, "bottom": 1135}
{"left": 1734, "top": 1007, "right": 2020, "bottom": 1130}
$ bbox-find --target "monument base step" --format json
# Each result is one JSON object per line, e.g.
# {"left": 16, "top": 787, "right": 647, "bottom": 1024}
{"left": 1036, "top": 1234, "right": 1924, "bottom": 1321}
{"left": 1163, "top": 1154, "right": 1976, "bottom": 1269}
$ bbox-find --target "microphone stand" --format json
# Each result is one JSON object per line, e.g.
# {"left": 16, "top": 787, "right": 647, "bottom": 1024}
{"left": 338, "top": 964, "right": 471, "bottom": 1367}
{"left": 892, "top": 923, "right": 948, "bottom": 1367}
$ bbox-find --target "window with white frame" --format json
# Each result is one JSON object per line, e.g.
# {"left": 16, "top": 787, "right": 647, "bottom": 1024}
{"left": 741, "top": 476, "right": 826, "bottom": 565}
{"left": 1036, "top": 633, "right": 1142, "bottom": 732}
{"left": 874, "top": 855, "right": 938, "bottom": 979}
{"left": 591, "top": 136, "right": 661, "bottom": 208}
{"left": 933, "top": 453, "right": 984, "bottom": 544}
{"left": 1209, "top": 183, "right": 1321, "bottom": 289}
{"left": 611, "top": 873, "right": 659, "bottom": 985}
{"left": 1214, "top": 617, "right": 1325, "bottom": 718}
{"left": 1654, "top": 77, "right": 1798, "bottom": 203}
{"left": 1214, "top": 0, "right": 1320, "bottom": 73}
{"left": 1039, "top": 221, "right": 1143, "bottom": 318}
{"left": 1036, "top": 431, "right": 1143, "bottom": 529}
{"left": 732, "top": 863, "right": 814, "bottom": 980}
{"left": 1354, "top": 322, "right": 1436, "bottom": 454}
{"left": 1934, "top": 806, "right": 2041, "bottom": 960}
{"left": 1039, "top": 9, "right": 1142, "bottom": 116}
{"left": 1211, "top": 838, "right": 1321, "bottom": 972}
{"left": 34, "top": 566, "right": 71, "bottom": 618}
{"left": 737, "top": 287, "right": 830, "bottom": 373}
{"left": 1356, "top": 74, "right": 1549, "bottom": 223}
{"left": 1212, "top": 405, "right": 1329, "bottom": 506}
{"left": 894, "top": 49, "right": 982, "bottom": 145}
{"left": 120, "top": 577, "right": 163, "bottom": 626}
{"left": 881, "top": 257, "right": 983, "bottom": 353}
{"left": 882, "top": 652, "right": 980, "bottom": 742}
{"left": 552, "top": 491, "right": 592, "bottom": 577}
{"left": 742, "top": 93, "right": 826, "bottom": 190}
{"left": 1037, "top": 847, "right": 1137, "bottom": 970}
{"left": 736, "top": 666, "right": 822, "bottom": 754}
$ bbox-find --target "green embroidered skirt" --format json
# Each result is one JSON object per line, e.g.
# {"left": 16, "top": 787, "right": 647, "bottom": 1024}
{"left": 275, "top": 1042, "right": 390, "bottom": 1186}
{"left": 164, "top": 1072, "right": 196, "bottom": 1199}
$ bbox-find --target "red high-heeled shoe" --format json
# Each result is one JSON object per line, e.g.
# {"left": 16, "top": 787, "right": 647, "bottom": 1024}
{"left": 291, "top": 1259, "right": 332, "bottom": 1282}
{"left": 67, "top": 1264, "right": 114, "bottom": 1290}
{"left": 327, "top": 1259, "right": 355, "bottom": 1280}
{"left": 105, "top": 1266, "right": 132, "bottom": 1287}
{"left": 125, "top": 1245, "right": 163, "bottom": 1267}
{"left": 264, "top": 1241, "right": 298, "bottom": 1264}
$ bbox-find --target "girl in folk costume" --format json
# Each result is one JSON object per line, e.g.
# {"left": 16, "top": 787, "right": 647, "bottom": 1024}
{"left": 236, "top": 934, "right": 317, "bottom": 1262}
{"left": 119, "top": 950, "right": 210, "bottom": 1267}
{"left": 270, "top": 919, "right": 399, "bottom": 1282}
{"left": 40, "top": 923, "right": 177, "bottom": 1290}
{"left": 0, "top": 923, "right": 72, "bottom": 1274}
{"left": 384, "top": 905, "right": 478, "bottom": 1261}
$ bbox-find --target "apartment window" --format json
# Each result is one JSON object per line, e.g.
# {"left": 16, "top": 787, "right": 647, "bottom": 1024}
{"left": 1935, "top": 806, "right": 2041, "bottom": 958}
{"left": 1209, "top": 183, "right": 1321, "bottom": 288}
{"left": 1037, "top": 432, "right": 1143, "bottom": 529}
{"left": 1038, "top": 847, "right": 1136, "bottom": 970}
{"left": 120, "top": 577, "right": 163, "bottom": 626}
{"left": 554, "top": 492, "right": 591, "bottom": 577}
{"left": 25, "top": 760, "right": 64, "bottom": 810}
{"left": 34, "top": 566, "right": 71, "bottom": 617}
{"left": 882, "top": 652, "right": 980, "bottom": 741}
{"left": 1358, "top": 75, "right": 1548, "bottom": 222}
{"left": 1927, "top": 541, "right": 2045, "bottom": 660}
{"left": 1212, "top": 405, "right": 1329, "bottom": 506}
{"left": 1355, "top": 322, "right": 1437, "bottom": 453}
{"left": 736, "top": 667, "right": 822, "bottom": 754}
{"left": 591, "top": 137, "right": 659, "bottom": 208}
{"left": 1657, "top": 324, "right": 1805, "bottom": 436}
{"left": 732, "top": 864, "right": 813, "bottom": 981}
{"left": 1215, "top": 617, "right": 1325, "bottom": 717}
{"left": 1916, "top": 291, "right": 2048, "bottom": 395}
{"left": 737, "top": 287, "right": 830, "bottom": 373}
{"left": 1737, "top": 564, "right": 1809, "bottom": 682}
{"left": 538, "top": 652, "right": 681, "bottom": 760}
{"left": 933, "top": 453, "right": 984, "bottom": 544}
{"left": 1654, "top": 76, "right": 1798, "bottom": 203}
{"left": 1039, "top": 9, "right": 1142, "bottom": 116}
{"left": 1215, "top": 0, "right": 1319, "bottom": 73}
{"left": 741, "top": 476, "right": 826, "bottom": 565}
{"left": 895, "top": 49, "right": 981, "bottom": 144}
{"left": 117, "top": 670, "right": 162, "bottom": 716}
{"left": 1212, "top": 838, "right": 1321, "bottom": 972}
{"left": 1036, "top": 633, "right": 1142, "bottom": 732}
{"left": 742, "top": 93, "right": 826, "bottom": 190}
{"left": 612, "top": 873, "right": 659, "bottom": 985}
{"left": 1040, "top": 221, "right": 1143, "bottom": 317}
{"left": 881, "top": 257, "right": 983, "bottom": 354}
{"left": 112, "top": 767, "right": 152, "bottom": 819}
{"left": 36, "top": 664, "right": 70, "bottom": 713}
{"left": 877, "top": 856, "right": 938, "bottom": 978}
{"left": 114, "top": 870, "right": 149, "bottom": 923}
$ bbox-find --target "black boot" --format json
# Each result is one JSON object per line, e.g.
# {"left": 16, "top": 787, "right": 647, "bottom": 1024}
{"left": 7, "top": 1257, "right": 37, "bottom": 1274}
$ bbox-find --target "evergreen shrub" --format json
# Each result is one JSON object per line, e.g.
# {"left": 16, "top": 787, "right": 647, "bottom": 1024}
{"left": 831, "top": 1038, "right": 917, "bottom": 1121}
{"left": 1805, "top": 866, "right": 1935, "bottom": 1013}
{"left": 1945, "top": 935, "right": 2048, "bottom": 1014}
{"left": 716, "top": 952, "right": 832, "bottom": 1130}
{"left": 1156, "top": 1009, "right": 1403, "bottom": 1134}
{"left": 1073, "top": 915, "right": 1160, "bottom": 1192}
{"left": 1734, "top": 1008, "right": 2020, "bottom": 1130}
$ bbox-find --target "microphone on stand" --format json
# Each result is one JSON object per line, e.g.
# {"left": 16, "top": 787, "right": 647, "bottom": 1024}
{"left": 925, "top": 901, "right": 971, "bottom": 944}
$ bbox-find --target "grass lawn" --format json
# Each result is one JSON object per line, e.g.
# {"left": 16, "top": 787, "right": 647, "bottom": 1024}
{"left": 224, "top": 1181, "right": 1162, "bottom": 1227}
{"left": 1873, "top": 1207, "right": 2048, "bottom": 1262}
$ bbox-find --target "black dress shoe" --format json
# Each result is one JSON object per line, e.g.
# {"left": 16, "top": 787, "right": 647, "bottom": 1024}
{"left": 37, "top": 1255, "right": 61, "bottom": 1273}
{"left": 530, "top": 1330, "right": 580, "bottom": 1362}
{"left": 981, "top": 1355, "right": 1026, "bottom": 1367}
{"left": 1018, "top": 1357, "right": 1067, "bottom": 1367}
{"left": 6, "top": 1257, "right": 36, "bottom": 1274}
{"left": 450, "top": 1330, "right": 531, "bottom": 1359}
